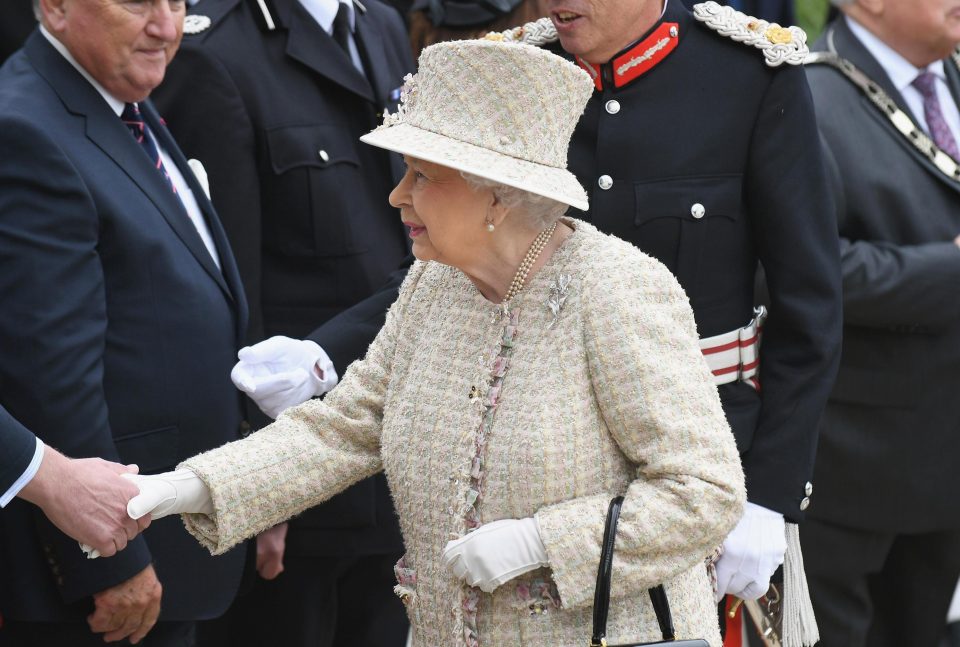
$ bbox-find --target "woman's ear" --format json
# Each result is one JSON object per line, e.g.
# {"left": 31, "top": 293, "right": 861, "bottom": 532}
{"left": 486, "top": 191, "right": 510, "bottom": 229}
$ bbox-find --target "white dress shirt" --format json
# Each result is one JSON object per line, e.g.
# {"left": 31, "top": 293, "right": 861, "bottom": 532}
{"left": 0, "top": 438, "right": 44, "bottom": 507}
{"left": 40, "top": 26, "right": 222, "bottom": 270}
{"left": 846, "top": 16, "right": 960, "bottom": 144}
{"left": 298, "top": 0, "right": 365, "bottom": 74}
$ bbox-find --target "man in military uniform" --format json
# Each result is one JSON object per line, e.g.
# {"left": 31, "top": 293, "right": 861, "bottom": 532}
{"left": 802, "top": 0, "right": 960, "bottom": 645}
{"left": 151, "top": 0, "right": 412, "bottom": 645}
{"left": 508, "top": 0, "right": 842, "bottom": 640}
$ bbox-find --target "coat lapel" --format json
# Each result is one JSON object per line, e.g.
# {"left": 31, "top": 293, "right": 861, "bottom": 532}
{"left": 278, "top": 0, "right": 374, "bottom": 102}
{"left": 355, "top": 9, "right": 393, "bottom": 107}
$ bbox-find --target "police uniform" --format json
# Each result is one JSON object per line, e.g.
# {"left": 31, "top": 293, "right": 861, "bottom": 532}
{"left": 152, "top": 0, "right": 411, "bottom": 644}
{"left": 535, "top": 0, "right": 844, "bottom": 525}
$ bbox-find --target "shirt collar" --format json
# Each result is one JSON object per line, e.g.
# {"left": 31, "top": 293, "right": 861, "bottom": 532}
{"left": 40, "top": 25, "right": 125, "bottom": 116}
{"left": 299, "top": 0, "right": 355, "bottom": 34}
{"left": 845, "top": 15, "right": 945, "bottom": 94}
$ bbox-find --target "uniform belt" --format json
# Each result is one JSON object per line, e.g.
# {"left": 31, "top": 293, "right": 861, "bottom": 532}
{"left": 699, "top": 306, "right": 767, "bottom": 389}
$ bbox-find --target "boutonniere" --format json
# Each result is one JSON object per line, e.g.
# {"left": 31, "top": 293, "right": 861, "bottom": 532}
{"left": 547, "top": 274, "right": 571, "bottom": 328}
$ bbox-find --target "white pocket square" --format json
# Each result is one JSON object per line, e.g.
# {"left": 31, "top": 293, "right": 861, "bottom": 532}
{"left": 187, "top": 158, "right": 211, "bottom": 200}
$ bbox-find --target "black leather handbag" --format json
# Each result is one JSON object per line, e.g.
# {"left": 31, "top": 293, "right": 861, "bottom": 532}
{"left": 590, "top": 496, "right": 710, "bottom": 647}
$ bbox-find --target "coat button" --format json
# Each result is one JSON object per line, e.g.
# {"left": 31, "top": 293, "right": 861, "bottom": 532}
{"left": 799, "top": 496, "right": 811, "bottom": 511}
{"left": 805, "top": 481, "right": 813, "bottom": 496}
{"left": 318, "top": 149, "right": 330, "bottom": 163}
{"left": 605, "top": 100, "right": 621, "bottom": 115}
{"left": 691, "top": 203, "right": 705, "bottom": 219}
{"left": 598, "top": 175, "right": 613, "bottom": 190}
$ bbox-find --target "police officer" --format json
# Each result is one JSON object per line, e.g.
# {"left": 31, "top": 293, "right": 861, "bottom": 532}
{"left": 498, "top": 0, "right": 841, "bottom": 641}
{"left": 152, "top": 0, "right": 412, "bottom": 645}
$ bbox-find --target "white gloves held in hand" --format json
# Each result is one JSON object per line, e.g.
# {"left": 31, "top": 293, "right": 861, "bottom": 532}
{"left": 441, "top": 518, "right": 549, "bottom": 593}
{"left": 231, "top": 336, "right": 338, "bottom": 419}
{"left": 715, "top": 501, "right": 786, "bottom": 602}
{"left": 125, "top": 469, "right": 213, "bottom": 520}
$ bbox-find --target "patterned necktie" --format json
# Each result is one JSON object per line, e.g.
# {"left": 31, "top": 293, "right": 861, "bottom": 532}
{"left": 912, "top": 71, "right": 960, "bottom": 160}
{"left": 121, "top": 102, "right": 178, "bottom": 194}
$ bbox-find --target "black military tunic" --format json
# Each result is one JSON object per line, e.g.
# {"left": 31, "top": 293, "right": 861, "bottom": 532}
{"left": 554, "top": 0, "right": 842, "bottom": 520}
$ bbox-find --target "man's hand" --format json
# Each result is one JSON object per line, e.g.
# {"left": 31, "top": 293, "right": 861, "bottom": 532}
{"left": 441, "top": 518, "right": 549, "bottom": 593}
{"left": 230, "top": 336, "right": 338, "bottom": 419}
{"left": 256, "top": 522, "right": 288, "bottom": 580}
{"left": 17, "top": 447, "right": 147, "bottom": 558}
{"left": 88, "top": 564, "right": 162, "bottom": 644}
{"left": 715, "top": 502, "right": 786, "bottom": 602}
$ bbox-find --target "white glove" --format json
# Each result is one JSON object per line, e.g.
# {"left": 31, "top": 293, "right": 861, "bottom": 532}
{"left": 230, "top": 336, "right": 338, "bottom": 419}
{"left": 441, "top": 518, "right": 549, "bottom": 593}
{"left": 715, "top": 501, "right": 786, "bottom": 602}
{"left": 124, "top": 469, "right": 213, "bottom": 520}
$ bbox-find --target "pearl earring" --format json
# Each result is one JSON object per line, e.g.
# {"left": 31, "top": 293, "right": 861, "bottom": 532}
{"left": 486, "top": 222, "right": 495, "bottom": 232}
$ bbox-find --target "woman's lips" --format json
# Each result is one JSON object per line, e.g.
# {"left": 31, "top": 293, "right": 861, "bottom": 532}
{"left": 403, "top": 221, "right": 426, "bottom": 238}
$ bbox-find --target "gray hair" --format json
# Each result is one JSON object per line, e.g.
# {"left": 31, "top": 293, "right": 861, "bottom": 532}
{"left": 32, "top": 0, "right": 40, "bottom": 21}
{"left": 460, "top": 172, "right": 567, "bottom": 230}
{"left": 829, "top": 0, "right": 852, "bottom": 7}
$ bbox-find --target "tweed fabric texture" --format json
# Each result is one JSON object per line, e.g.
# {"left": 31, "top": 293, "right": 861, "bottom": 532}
{"left": 360, "top": 39, "right": 592, "bottom": 210}
{"left": 181, "top": 220, "right": 745, "bottom": 646}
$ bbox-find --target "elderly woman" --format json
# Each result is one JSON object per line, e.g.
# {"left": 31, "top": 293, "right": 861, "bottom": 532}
{"left": 128, "top": 38, "right": 744, "bottom": 646}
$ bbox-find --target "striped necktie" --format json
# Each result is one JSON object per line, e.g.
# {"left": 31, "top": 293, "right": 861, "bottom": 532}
{"left": 121, "top": 102, "right": 178, "bottom": 194}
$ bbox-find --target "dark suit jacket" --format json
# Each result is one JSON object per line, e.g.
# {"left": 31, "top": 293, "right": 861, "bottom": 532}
{"left": 555, "top": 0, "right": 842, "bottom": 522}
{"left": 152, "top": 0, "right": 410, "bottom": 556}
{"left": 806, "top": 19, "right": 960, "bottom": 533}
{"left": 0, "top": 407, "right": 37, "bottom": 498}
{"left": 0, "top": 32, "right": 247, "bottom": 621}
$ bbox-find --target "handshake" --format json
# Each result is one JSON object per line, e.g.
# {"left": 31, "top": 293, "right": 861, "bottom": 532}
{"left": 78, "top": 335, "right": 337, "bottom": 558}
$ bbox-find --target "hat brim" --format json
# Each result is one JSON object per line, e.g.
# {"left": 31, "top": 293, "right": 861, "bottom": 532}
{"left": 360, "top": 123, "right": 589, "bottom": 212}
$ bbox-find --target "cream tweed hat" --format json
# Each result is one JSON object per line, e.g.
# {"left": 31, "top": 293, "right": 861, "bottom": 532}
{"left": 360, "top": 38, "right": 593, "bottom": 211}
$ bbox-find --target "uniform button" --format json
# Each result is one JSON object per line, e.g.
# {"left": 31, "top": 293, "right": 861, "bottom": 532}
{"left": 318, "top": 149, "right": 330, "bottom": 163}
{"left": 598, "top": 175, "right": 613, "bottom": 190}
{"left": 805, "top": 481, "right": 813, "bottom": 496}
{"left": 799, "top": 496, "right": 811, "bottom": 511}
{"left": 605, "top": 100, "right": 621, "bottom": 115}
{"left": 691, "top": 203, "right": 705, "bottom": 219}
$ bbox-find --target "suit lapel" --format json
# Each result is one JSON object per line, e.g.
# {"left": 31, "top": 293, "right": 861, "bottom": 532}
{"left": 828, "top": 21, "right": 960, "bottom": 195}
{"left": 355, "top": 9, "right": 393, "bottom": 107}
{"left": 141, "top": 102, "right": 242, "bottom": 305}
{"left": 279, "top": 0, "right": 375, "bottom": 102}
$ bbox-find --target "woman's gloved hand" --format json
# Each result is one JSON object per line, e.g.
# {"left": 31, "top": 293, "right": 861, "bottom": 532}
{"left": 715, "top": 501, "right": 786, "bottom": 602}
{"left": 441, "top": 518, "right": 549, "bottom": 593}
{"left": 124, "top": 469, "right": 214, "bottom": 520}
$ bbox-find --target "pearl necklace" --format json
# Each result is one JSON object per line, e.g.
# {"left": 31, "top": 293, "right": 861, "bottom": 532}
{"left": 502, "top": 221, "right": 558, "bottom": 303}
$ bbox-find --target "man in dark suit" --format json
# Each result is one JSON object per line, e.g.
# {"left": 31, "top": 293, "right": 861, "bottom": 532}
{"left": 1, "top": 408, "right": 144, "bottom": 559}
{"left": 151, "top": 0, "right": 411, "bottom": 644}
{"left": 803, "top": 1, "right": 960, "bottom": 645}
{"left": 0, "top": 0, "right": 248, "bottom": 644}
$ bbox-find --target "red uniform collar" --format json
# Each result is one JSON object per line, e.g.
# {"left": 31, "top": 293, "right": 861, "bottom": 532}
{"left": 575, "top": 21, "right": 680, "bottom": 91}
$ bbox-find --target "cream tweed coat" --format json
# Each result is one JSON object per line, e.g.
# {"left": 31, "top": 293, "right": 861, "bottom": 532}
{"left": 182, "top": 219, "right": 745, "bottom": 647}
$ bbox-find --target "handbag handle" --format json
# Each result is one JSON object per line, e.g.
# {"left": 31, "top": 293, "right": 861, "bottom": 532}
{"left": 590, "top": 496, "right": 677, "bottom": 646}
